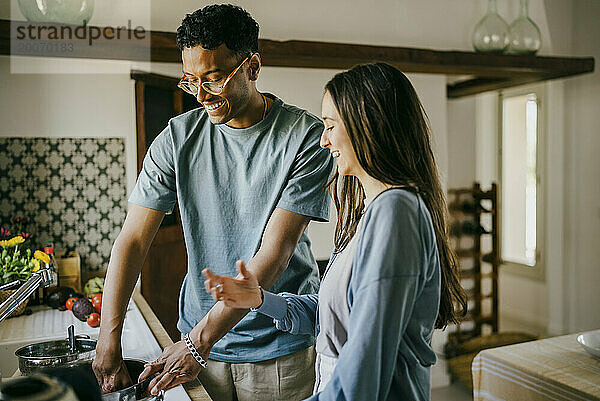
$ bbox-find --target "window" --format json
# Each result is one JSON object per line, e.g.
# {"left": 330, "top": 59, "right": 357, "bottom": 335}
{"left": 499, "top": 85, "right": 545, "bottom": 279}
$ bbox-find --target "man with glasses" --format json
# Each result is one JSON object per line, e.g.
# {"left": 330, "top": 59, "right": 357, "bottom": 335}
{"left": 92, "top": 4, "right": 332, "bottom": 401}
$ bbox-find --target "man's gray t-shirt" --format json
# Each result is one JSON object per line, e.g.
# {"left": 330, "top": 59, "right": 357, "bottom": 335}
{"left": 129, "top": 94, "right": 333, "bottom": 362}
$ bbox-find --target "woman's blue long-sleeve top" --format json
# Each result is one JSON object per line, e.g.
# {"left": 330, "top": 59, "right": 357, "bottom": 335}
{"left": 256, "top": 189, "right": 441, "bottom": 401}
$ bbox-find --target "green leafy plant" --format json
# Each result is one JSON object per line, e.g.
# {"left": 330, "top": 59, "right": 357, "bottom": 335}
{"left": 0, "top": 236, "right": 47, "bottom": 286}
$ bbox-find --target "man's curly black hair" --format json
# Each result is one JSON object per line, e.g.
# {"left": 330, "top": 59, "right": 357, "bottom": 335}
{"left": 176, "top": 4, "right": 259, "bottom": 58}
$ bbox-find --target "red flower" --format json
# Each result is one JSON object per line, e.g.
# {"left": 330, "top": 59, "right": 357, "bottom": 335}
{"left": 0, "top": 227, "right": 10, "bottom": 238}
{"left": 17, "top": 232, "right": 33, "bottom": 240}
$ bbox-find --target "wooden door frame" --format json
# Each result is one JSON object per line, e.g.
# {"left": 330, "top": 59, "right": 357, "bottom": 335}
{"left": 132, "top": 70, "right": 186, "bottom": 241}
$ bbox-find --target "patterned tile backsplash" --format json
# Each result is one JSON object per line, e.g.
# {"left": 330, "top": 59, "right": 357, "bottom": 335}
{"left": 0, "top": 137, "right": 127, "bottom": 280}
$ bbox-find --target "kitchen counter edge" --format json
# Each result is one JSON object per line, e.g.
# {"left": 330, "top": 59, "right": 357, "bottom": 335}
{"left": 131, "top": 289, "right": 212, "bottom": 401}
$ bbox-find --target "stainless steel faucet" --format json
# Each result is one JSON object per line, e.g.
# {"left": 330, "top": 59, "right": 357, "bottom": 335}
{"left": 0, "top": 269, "right": 53, "bottom": 323}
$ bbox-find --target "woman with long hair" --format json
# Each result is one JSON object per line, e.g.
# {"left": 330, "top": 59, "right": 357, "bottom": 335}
{"left": 203, "top": 62, "right": 466, "bottom": 400}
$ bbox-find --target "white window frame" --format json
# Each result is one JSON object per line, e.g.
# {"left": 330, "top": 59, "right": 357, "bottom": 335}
{"left": 497, "top": 83, "right": 547, "bottom": 281}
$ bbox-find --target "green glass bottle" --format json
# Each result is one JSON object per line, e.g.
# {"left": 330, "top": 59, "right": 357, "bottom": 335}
{"left": 472, "top": 0, "right": 510, "bottom": 53}
{"left": 508, "top": 0, "right": 541, "bottom": 55}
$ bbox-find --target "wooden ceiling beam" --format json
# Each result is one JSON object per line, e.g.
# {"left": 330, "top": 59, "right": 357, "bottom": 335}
{"left": 1, "top": 19, "right": 594, "bottom": 98}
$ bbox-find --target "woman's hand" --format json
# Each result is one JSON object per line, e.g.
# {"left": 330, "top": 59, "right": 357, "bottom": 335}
{"left": 202, "top": 260, "right": 263, "bottom": 309}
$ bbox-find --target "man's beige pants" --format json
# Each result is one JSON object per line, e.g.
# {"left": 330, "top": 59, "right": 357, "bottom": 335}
{"left": 197, "top": 346, "right": 315, "bottom": 401}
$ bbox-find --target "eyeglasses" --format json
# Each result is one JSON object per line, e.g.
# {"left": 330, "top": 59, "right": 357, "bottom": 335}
{"left": 178, "top": 54, "right": 251, "bottom": 96}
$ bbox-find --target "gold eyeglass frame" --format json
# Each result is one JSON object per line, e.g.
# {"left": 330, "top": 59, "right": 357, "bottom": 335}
{"left": 178, "top": 54, "right": 252, "bottom": 96}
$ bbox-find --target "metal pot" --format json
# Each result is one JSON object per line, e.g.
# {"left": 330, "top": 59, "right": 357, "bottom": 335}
{"left": 15, "top": 335, "right": 96, "bottom": 375}
{"left": 94, "top": 359, "right": 161, "bottom": 401}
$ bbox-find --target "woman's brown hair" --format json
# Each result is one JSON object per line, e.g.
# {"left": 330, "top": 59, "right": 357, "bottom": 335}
{"left": 325, "top": 63, "right": 466, "bottom": 328}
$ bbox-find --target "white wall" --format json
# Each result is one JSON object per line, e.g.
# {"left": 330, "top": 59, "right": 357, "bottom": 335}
{"left": 447, "top": 97, "right": 477, "bottom": 189}
{"left": 0, "top": 57, "right": 140, "bottom": 193}
{"left": 501, "top": 0, "right": 600, "bottom": 335}
{"left": 449, "top": 0, "right": 600, "bottom": 335}
{"left": 563, "top": 0, "right": 600, "bottom": 332}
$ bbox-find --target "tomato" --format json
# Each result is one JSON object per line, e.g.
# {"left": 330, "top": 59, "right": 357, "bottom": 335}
{"left": 66, "top": 297, "right": 78, "bottom": 311}
{"left": 87, "top": 312, "right": 101, "bottom": 328}
{"left": 91, "top": 293, "right": 102, "bottom": 314}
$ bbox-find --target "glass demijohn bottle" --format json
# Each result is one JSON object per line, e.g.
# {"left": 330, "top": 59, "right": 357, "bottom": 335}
{"left": 508, "top": 0, "right": 541, "bottom": 55}
{"left": 472, "top": 0, "right": 510, "bottom": 53}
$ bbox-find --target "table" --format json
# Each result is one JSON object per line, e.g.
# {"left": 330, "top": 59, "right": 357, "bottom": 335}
{"left": 472, "top": 330, "right": 600, "bottom": 401}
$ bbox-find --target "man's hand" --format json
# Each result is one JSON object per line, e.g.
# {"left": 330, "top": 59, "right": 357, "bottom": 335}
{"left": 138, "top": 340, "right": 203, "bottom": 395}
{"left": 92, "top": 348, "right": 133, "bottom": 394}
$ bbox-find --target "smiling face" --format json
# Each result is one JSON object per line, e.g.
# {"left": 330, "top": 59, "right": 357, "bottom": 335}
{"left": 320, "top": 91, "right": 364, "bottom": 177}
{"left": 182, "top": 44, "right": 256, "bottom": 126}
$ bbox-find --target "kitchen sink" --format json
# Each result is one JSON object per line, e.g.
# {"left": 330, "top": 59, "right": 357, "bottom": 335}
{"left": 0, "top": 300, "right": 191, "bottom": 400}
{"left": 0, "top": 303, "right": 96, "bottom": 379}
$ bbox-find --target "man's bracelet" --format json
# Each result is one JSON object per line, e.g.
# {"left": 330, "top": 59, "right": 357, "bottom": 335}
{"left": 183, "top": 333, "right": 208, "bottom": 369}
